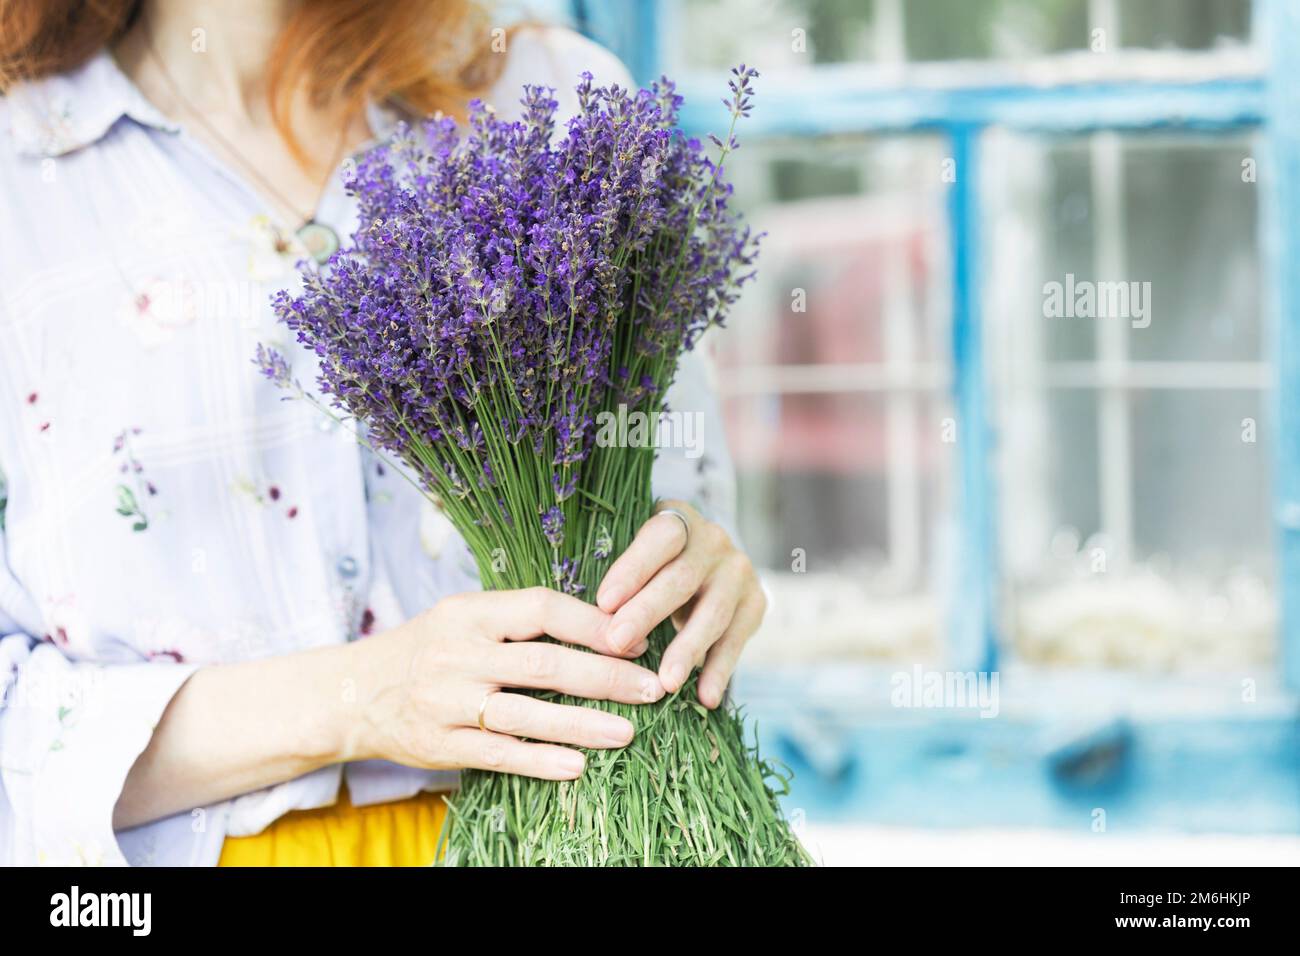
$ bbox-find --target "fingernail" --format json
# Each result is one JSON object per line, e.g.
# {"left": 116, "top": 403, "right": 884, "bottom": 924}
{"left": 609, "top": 622, "right": 636, "bottom": 653}
{"left": 699, "top": 679, "right": 719, "bottom": 708}
{"left": 560, "top": 751, "right": 586, "bottom": 777}
{"left": 630, "top": 640, "right": 649, "bottom": 657}
{"left": 640, "top": 676, "right": 663, "bottom": 703}
{"left": 600, "top": 718, "right": 634, "bottom": 746}
{"left": 599, "top": 585, "right": 621, "bottom": 609}
{"left": 663, "top": 660, "right": 688, "bottom": 692}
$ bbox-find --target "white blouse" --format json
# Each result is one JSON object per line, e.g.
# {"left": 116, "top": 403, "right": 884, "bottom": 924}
{"left": 0, "top": 26, "right": 737, "bottom": 866}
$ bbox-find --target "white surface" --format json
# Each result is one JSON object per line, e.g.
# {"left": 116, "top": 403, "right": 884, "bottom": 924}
{"left": 799, "top": 825, "right": 1300, "bottom": 866}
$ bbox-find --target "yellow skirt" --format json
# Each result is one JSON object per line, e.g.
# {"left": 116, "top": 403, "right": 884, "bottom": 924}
{"left": 218, "top": 785, "right": 450, "bottom": 867}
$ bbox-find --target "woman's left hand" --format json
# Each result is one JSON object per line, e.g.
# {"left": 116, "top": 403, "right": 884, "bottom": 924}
{"left": 595, "top": 500, "right": 765, "bottom": 709}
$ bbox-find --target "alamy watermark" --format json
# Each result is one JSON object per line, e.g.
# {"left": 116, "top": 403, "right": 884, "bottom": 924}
{"left": 890, "top": 665, "right": 1000, "bottom": 718}
{"left": 594, "top": 404, "right": 703, "bottom": 459}
{"left": 50, "top": 886, "right": 151, "bottom": 936}
{"left": 1042, "top": 273, "right": 1151, "bottom": 329}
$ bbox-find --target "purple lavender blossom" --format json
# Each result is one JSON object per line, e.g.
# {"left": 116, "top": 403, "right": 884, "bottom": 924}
{"left": 540, "top": 505, "right": 565, "bottom": 548}
{"left": 265, "top": 67, "right": 760, "bottom": 592}
{"left": 550, "top": 558, "right": 585, "bottom": 596}
{"left": 254, "top": 343, "right": 293, "bottom": 389}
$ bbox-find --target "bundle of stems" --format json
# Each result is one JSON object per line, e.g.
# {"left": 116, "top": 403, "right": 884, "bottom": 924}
{"left": 263, "top": 65, "right": 810, "bottom": 865}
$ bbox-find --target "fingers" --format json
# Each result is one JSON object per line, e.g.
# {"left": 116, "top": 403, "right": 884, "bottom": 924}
{"left": 596, "top": 507, "right": 693, "bottom": 614}
{"left": 658, "top": 556, "right": 747, "bottom": 693}
{"left": 605, "top": 554, "right": 707, "bottom": 654}
{"left": 696, "top": 591, "right": 765, "bottom": 709}
{"left": 492, "top": 640, "right": 665, "bottom": 705}
{"left": 481, "top": 692, "right": 634, "bottom": 748}
{"left": 446, "top": 727, "right": 588, "bottom": 780}
{"left": 455, "top": 587, "right": 640, "bottom": 657}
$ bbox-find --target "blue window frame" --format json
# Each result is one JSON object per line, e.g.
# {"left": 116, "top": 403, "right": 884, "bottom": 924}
{"left": 569, "top": 0, "right": 1300, "bottom": 831}
{"left": 1268, "top": 3, "right": 1300, "bottom": 694}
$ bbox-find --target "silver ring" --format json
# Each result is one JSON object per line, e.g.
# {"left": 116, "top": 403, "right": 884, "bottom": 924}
{"left": 656, "top": 507, "right": 691, "bottom": 553}
{"left": 477, "top": 691, "right": 493, "bottom": 733}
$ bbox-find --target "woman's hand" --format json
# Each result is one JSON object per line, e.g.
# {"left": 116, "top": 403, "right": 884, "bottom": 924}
{"left": 596, "top": 501, "right": 766, "bottom": 710}
{"left": 351, "top": 588, "right": 665, "bottom": 781}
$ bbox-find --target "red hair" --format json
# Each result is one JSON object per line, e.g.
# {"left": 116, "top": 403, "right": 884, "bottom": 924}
{"left": 0, "top": 0, "right": 504, "bottom": 164}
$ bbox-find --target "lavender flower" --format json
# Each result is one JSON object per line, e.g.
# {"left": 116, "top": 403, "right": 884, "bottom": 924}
{"left": 540, "top": 505, "right": 565, "bottom": 548}
{"left": 550, "top": 557, "right": 585, "bottom": 596}
{"left": 268, "top": 68, "right": 762, "bottom": 563}
{"left": 254, "top": 343, "right": 292, "bottom": 388}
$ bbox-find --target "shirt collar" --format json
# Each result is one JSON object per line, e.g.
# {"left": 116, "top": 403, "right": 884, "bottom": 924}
{"left": 7, "top": 47, "right": 405, "bottom": 160}
{"left": 6, "top": 47, "right": 179, "bottom": 158}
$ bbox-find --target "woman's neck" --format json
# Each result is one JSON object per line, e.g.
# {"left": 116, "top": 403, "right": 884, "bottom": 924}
{"left": 117, "top": 0, "right": 297, "bottom": 122}
{"left": 111, "top": 0, "right": 367, "bottom": 220}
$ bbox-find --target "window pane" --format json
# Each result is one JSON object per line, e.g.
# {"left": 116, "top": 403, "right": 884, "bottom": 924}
{"left": 1119, "top": 0, "right": 1253, "bottom": 51}
{"left": 985, "top": 130, "right": 1262, "bottom": 364}
{"left": 997, "top": 389, "right": 1102, "bottom": 570}
{"left": 676, "top": 0, "right": 868, "bottom": 70}
{"left": 986, "top": 126, "right": 1274, "bottom": 672}
{"left": 1123, "top": 137, "right": 1261, "bottom": 363}
{"left": 715, "top": 134, "right": 949, "bottom": 370}
{"left": 725, "top": 392, "right": 951, "bottom": 663}
{"left": 726, "top": 393, "right": 954, "bottom": 570}
{"left": 999, "top": 386, "right": 1276, "bottom": 671}
{"left": 673, "top": 0, "right": 1253, "bottom": 71}
{"left": 728, "top": 392, "right": 889, "bottom": 569}
{"left": 678, "top": 0, "right": 879, "bottom": 70}
{"left": 904, "top": 0, "right": 1091, "bottom": 60}
{"left": 1130, "top": 389, "right": 1270, "bottom": 569}
{"left": 711, "top": 131, "right": 952, "bottom": 663}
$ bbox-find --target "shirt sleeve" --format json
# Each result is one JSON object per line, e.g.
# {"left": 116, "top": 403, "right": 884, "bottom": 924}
{"left": 651, "top": 346, "right": 741, "bottom": 542}
{"left": 350, "top": 450, "right": 474, "bottom": 806}
{"left": 0, "top": 503, "right": 197, "bottom": 866}
{"left": 486, "top": 25, "right": 635, "bottom": 120}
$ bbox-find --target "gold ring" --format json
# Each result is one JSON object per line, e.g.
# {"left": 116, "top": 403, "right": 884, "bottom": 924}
{"left": 656, "top": 507, "right": 691, "bottom": 552}
{"left": 477, "top": 691, "right": 493, "bottom": 733}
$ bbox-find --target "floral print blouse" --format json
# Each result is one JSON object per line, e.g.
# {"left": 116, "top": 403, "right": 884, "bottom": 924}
{"left": 0, "top": 28, "right": 736, "bottom": 866}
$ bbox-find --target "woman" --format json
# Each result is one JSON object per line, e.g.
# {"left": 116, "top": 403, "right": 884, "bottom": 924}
{"left": 0, "top": 0, "right": 765, "bottom": 866}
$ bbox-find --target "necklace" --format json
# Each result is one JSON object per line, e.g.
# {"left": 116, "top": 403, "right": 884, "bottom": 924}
{"left": 140, "top": 25, "right": 348, "bottom": 265}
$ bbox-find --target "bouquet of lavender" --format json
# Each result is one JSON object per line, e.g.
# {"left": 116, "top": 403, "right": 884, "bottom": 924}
{"left": 263, "top": 66, "right": 809, "bottom": 865}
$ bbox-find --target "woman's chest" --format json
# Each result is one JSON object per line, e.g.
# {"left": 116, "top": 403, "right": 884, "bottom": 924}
{"left": 0, "top": 128, "right": 371, "bottom": 660}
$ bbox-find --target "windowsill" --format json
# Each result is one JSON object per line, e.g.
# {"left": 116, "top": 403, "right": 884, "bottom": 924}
{"left": 676, "top": 47, "right": 1266, "bottom": 95}
{"left": 732, "top": 660, "right": 1300, "bottom": 834}
{"left": 734, "top": 659, "right": 1297, "bottom": 720}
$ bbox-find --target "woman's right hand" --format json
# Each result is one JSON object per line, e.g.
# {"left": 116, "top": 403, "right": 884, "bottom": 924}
{"left": 347, "top": 588, "right": 666, "bottom": 780}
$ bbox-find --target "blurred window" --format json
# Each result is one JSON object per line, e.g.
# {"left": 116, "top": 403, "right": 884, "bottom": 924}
{"left": 986, "top": 131, "right": 1271, "bottom": 672}
{"left": 586, "top": 0, "right": 1274, "bottom": 676}
{"left": 713, "top": 136, "right": 952, "bottom": 664}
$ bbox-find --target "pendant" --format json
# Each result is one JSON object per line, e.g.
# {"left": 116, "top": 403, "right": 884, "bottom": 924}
{"left": 297, "top": 220, "right": 340, "bottom": 265}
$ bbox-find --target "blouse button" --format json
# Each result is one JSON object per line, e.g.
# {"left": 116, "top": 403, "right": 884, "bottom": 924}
{"left": 337, "top": 556, "right": 360, "bottom": 580}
